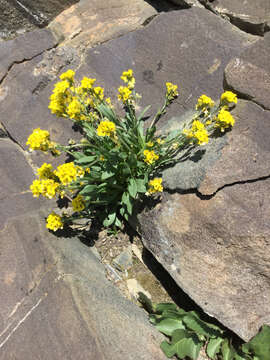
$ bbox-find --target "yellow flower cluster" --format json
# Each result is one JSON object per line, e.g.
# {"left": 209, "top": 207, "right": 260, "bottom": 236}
{"left": 118, "top": 86, "right": 132, "bottom": 103}
{"left": 72, "top": 194, "right": 85, "bottom": 212}
{"left": 121, "top": 69, "right": 135, "bottom": 89}
{"left": 80, "top": 77, "right": 96, "bottom": 90}
{"left": 46, "top": 212, "right": 63, "bottom": 232}
{"left": 93, "top": 86, "right": 104, "bottom": 100}
{"left": 30, "top": 179, "right": 59, "bottom": 199}
{"left": 49, "top": 80, "right": 71, "bottom": 117}
{"left": 148, "top": 178, "right": 163, "bottom": 194}
{"left": 196, "top": 94, "right": 215, "bottom": 110}
{"left": 166, "top": 82, "right": 178, "bottom": 101}
{"left": 143, "top": 150, "right": 159, "bottom": 165}
{"left": 97, "top": 120, "right": 116, "bottom": 137}
{"left": 220, "top": 91, "right": 237, "bottom": 104}
{"left": 59, "top": 69, "right": 75, "bottom": 82}
{"left": 54, "top": 162, "right": 85, "bottom": 186}
{"left": 37, "top": 163, "right": 55, "bottom": 179}
{"left": 66, "top": 98, "right": 84, "bottom": 120}
{"left": 26, "top": 128, "right": 51, "bottom": 151}
{"left": 183, "top": 120, "right": 209, "bottom": 145}
{"left": 215, "top": 108, "right": 235, "bottom": 132}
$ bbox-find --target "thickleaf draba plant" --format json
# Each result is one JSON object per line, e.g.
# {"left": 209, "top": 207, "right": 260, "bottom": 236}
{"left": 26, "top": 69, "right": 237, "bottom": 231}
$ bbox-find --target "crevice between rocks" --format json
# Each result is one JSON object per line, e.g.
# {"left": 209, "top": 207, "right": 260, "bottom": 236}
{"left": 0, "top": 42, "right": 59, "bottom": 86}
{"left": 141, "top": 245, "right": 243, "bottom": 344}
{"left": 166, "top": 174, "right": 270, "bottom": 200}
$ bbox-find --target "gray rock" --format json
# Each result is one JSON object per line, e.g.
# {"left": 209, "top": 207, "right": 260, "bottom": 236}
{"left": 0, "top": 0, "right": 78, "bottom": 40}
{"left": 77, "top": 7, "right": 257, "bottom": 122}
{"left": 139, "top": 100, "right": 270, "bottom": 341}
{"left": 0, "top": 28, "right": 59, "bottom": 83}
{"left": 49, "top": 0, "right": 157, "bottom": 49}
{"left": 113, "top": 247, "right": 133, "bottom": 272}
{"left": 0, "top": 214, "right": 165, "bottom": 359}
{"left": 224, "top": 32, "right": 270, "bottom": 110}
{"left": 208, "top": 0, "right": 270, "bottom": 35}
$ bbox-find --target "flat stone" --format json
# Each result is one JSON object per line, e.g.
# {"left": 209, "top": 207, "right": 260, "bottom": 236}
{"left": 139, "top": 177, "right": 270, "bottom": 341}
{"left": 224, "top": 33, "right": 270, "bottom": 110}
{"left": 209, "top": 0, "right": 270, "bottom": 35}
{"left": 0, "top": 213, "right": 165, "bottom": 359}
{"left": 49, "top": 0, "right": 157, "bottom": 49}
{"left": 0, "top": 28, "right": 59, "bottom": 83}
{"left": 199, "top": 100, "right": 270, "bottom": 194}
{"left": 77, "top": 7, "right": 257, "bottom": 125}
{"left": 0, "top": 0, "right": 78, "bottom": 40}
{"left": 113, "top": 246, "right": 133, "bottom": 271}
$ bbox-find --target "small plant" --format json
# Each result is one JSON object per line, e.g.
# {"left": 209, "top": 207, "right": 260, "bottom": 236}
{"left": 139, "top": 295, "right": 270, "bottom": 360}
{"left": 26, "top": 69, "right": 237, "bottom": 231}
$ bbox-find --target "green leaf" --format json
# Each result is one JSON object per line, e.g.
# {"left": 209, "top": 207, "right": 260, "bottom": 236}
{"left": 138, "top": 105, "right": 151, "bottom": 121}
{"left": 121, "top": 192, "right": 133, "bottom": 215}
{"left": 154, "top": 303, "right": 179, "bottom": 314}
{"left": 234, "top": 351, "right": 251, "bottom": 360}
{"left": 221, "top": 339, "right": 235, "bottom": 360}
{"left": 183, "top": 313, "right": 223, "bottom": 338}
{"left": 75, "top": 155, "right": 96, "bottom": 164}
{"left": 80, "top": 184, "right": 97, "bottom": 195}
{"left": 160, "top": 341, "right": 176, "bottom": 358}
{"left": 128, "top": 178, "right": 137, "bottom": 199}
{"left": 206, "top": 337, "right": 224, "bottom": 359}
{"left": 135, "top": 178, "right": 147, "bottom": 193}
{"left": 160, "top": 330, "right": 202, "bottom": 360}
{"left": 103, "top": 212, "right": 116, "bottom": 227}
{"left": 101, "top": 171, "right": 114, "bottom": 180}
{"left": 155, "top": 318, "right": 185, "bottom": 336}
{"left": 242, "top": 325, "right": 270, "bottom": 360}
{"left": 176, "top": 335, "right": 202, "bottom": 360}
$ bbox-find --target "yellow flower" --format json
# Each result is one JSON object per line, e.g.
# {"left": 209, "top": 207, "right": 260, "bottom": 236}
{"left": 30, "top": 179, "right": 59, "bottom": 199}
{"left": 100, "top": 155, "right": 105, "bottom": 161}
{"left": 53, "top": 80, "right": 70, "bottom": 94}
{"left": 118, "top": 86, "right": 132, "bottom": 103}
{"left": 148, "top": 178, "right": 163, "bottom": 194}
{"left": 80, "top": 77, "right": 96, "bottom": 89}
{"left": 37, "top": 163, "right": 54, "bottom": 179}
{"left": 196, "top": 94, "right": 215, "bottom": 110}
{"left": 67, "top": 98, "right": 84, "bottom": 120}
{"left": 121, "top": 69, "right": 136, "bottom": 89}
{"left": 97, "top": 120, "right": 116, "bottom": 137}
{"left": 146, "top": 141, "right": 154, "bottom": 147}
{"left": 105, "top": 97, "right": 112, "bottom": 106}
{"left": 54, "top": 162, "right": 83, "bottom": 185}
{"left": 220, "top": 91, "right": 238, "bottom": 105}
{"left": 46, "top": 212, "right": 64, "bottom": 232}
{"left": 183, "top": 120, "right": 209, "bottom": 145}
{"left": 59, "top": 69, "right": 75, "bottom": 82}
{"left": 30, "top": 179, "right": 43, "bottom": 198}
{"left": 143, "top": 150, "right": 159, "bottom": 165}
{"left": 156, "top": 138, "right": 165, "bottom": 145}
{"left": 93, "top": 86, "right": 104, "bottom": 100}
{"left": 72, "top": 195, "right": 85, "bottom": 212}
{"left": 215, "top": 107, "right": 235, "bottom": 132}
{"left": 26, "top": 128, "right": 51, "bottom": 151}
{"left": 166, "top": 82, "right": 178, "bottom": 101}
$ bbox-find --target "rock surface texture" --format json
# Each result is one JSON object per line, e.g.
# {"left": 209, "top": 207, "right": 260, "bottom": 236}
{"left": 1, "top": 0, "right": 270, "bottom": 355}
{"left": 0, "top": 3, "right": 166, "bottom": 359}
{"left": 0, "top": 0, "right": 78, "bottom": 40}
{"left": 207, "top": 0, "right": 270, "bottom": 35}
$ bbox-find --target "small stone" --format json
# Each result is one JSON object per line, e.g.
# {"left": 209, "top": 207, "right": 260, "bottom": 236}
{"left": 112, "top": 247, "right": 133, "bottom": 272}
